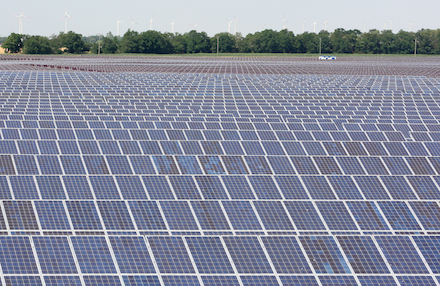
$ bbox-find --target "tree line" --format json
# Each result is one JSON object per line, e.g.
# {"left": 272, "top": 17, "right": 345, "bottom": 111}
{"left": 2, "top": 28, "right": 440, "bottom": 55}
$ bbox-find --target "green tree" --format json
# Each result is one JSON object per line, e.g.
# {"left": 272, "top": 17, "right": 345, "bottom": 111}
{"left": 2, "top": 33, "right": 25, "bottom": 53}
{"left": 167, "top": 33, "right": 187, "bottom": 54}
{"left": 317, "top": 30, "right": 331, "bottom": 53}
{"left": 296, "top": 32, "right": 319, "bottom": 53}
{"left": 58, "top": 31, "right": 87, "bottom": 53}
{"left": 22, "top": 36, "right": 52, "bottom": 54}
{"left": 120, "top": 30, "right": 140, "bottom": 53}
{"left": 138, "top": 30, "right": 172, "bottom": 54}
{"left": 210, "top": 32, "right": 236, "bottom": 53}
{"left": 184, "top": 30, "right": 211, "bottom": 53}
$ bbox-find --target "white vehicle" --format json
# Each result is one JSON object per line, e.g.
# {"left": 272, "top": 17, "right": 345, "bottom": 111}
{"left": 319, "top": 56, "right": 336, "bottom": 60}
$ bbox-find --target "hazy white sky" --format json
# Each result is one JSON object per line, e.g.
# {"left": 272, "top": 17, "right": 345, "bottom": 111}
{"left": 1, "top": 0, "right": 439, "bottom": 37}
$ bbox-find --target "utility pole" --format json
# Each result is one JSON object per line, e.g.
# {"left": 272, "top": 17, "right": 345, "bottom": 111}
{"left": 414, "top": 38, "right": 417, "bottom": 56}
{"left": 98, "top": 34, "right": 101, "bottom": 55}
{"left": 319, "top": 38, "right": 321, "bottom": 55}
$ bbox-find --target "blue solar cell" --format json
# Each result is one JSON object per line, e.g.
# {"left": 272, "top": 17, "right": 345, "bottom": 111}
{"left": 282, "top": 142, "right": 306, "bottom": 155}
{"left": 224, "top": 236, "right": 273, "bottom": 274}
{"left": 36, "top": 176, "right": 66, "bottom": 199}
{"left": 290, "top": 157, "right": 319, "bottom": 174}
{"left": 405, "top": 142, "right": 429, "bottom": 156}
{"left": 161, "top": 276, "right": 200, "bottom": 286}
{"left": 60, "top": 155, "right": 87, "bottom": 174}
{"left": 44, "top": 276, "right": 82, "bottom": 286}
{"left": 359, "top": 157, "right": 389, "bottom": 175}
{"left": 413, "top": 236, "right": 440, "bottom": 274}
{"left": 262, "top": 236, "right": 311, "bottom": 273}
{"left": 375, "top": 236, "right": 428, "bottom": 274}
{"left": 254, "top": 201, "right": 294, "bottom": 230}
{"left": 160, "top": 201, "right": 199, "bottom": 230}
{"left": 83, "top": 276, "right": 122, "bottom": 286}
{"left": 280, "top": 276, "right": 319, "bottom": 286}
{"left": 337, "top": 236, "right": 389, "bottom": 274}
{"left": 0, "top": 236, "right": 38, "bottom": 274}
{"left": 221, "top": 156, "right": 249, "bottom": 174}
{"left": 110, "top": 237, "right": 155, "bottom": 274}
{"left": 71, "top": 236, "right": 117, "bottom": 274}
{"left": 199, "top": 156, "right": 226, "bottom": 174}
{"left": 128, "top": 201, "right": 166, "bottom": 230}
{"left": 176, "top": 156, "right": 204, "bottom": 174}
{"left": 4, "top": 201, "right": 37, "bottom": 230}
{"left": 120, "top": 141, "right": 142, "bottom": 155}
{"left": 222, "top": 201, "right": 262, "bottom": 230}
{"left": 313, "top": 157, "right": 343, "bottom": 175}
{"left": 106, "top": 155, "right": 133, "bottom": 174}
{"left": 221, "top": 176, "right": 255, "bottom": 199}
{"left": 284, "top": 201, "right": 326, "bottom": 230}
{"left": 355, "top": 176, "right": 389, "bottom": 200}
{"left": 378, "top": 201, "right": 421, "bottom": 230}
{"left": 99, "top": 140, "right": 122, "bottom": 154}
{"left": 152, "top": 155, "right": 180, "bottom": 174}
{"left": 161, "top": 141, "right": 183, "bottom": 155}
{"left": 116, "top": 176, "right": 148, "bottom": 199}
{"left": 97, "top": 201, "right": 135, "bottom": 230}
{"left": 63, "top": 176, "right": 93, "bottom": 199}
{"left": 191, "top": 201, "right": 230, "bottom": 230}
{"left": 316, "top": 201, "right": 358, "bottom": 230}
{"left": 33, "top": 236, "right": 77, "bottom": 274}
{"left": 34, "top": 201, "right": 70, "bottom": 230}
{"left": 346, "top": 201, "right": 389, "bottom": 230}
{"left": 201, "top": 141, "right": 224, "bottom": 155}
{"left": 14, "top": 155, "right": 39, "bottom": 174}
{"left": 169, "top": 176, "right": 201, "bottom": 199}
{"left": 302, "top": 176, "right": 336, "bottom": 199}
{"left": 186, "top": 237, "right": 234, "bottom": 274}
{"left": 336, "top": 157, "right": 366, "bottom": 175}
{"left": 148, "top": 237, "right": 195, "bottom": 273}
{"left": 139, "top": 141, "right": 162, "bottom": 155}
{"left": 221, "top": 141, "right": 245, "bottom": 155}
{"left": 318, "top": 276, "right": 358, "bottom": 286}
{"left": 274, "top": 176, "right": 308, "bottom": 199}
{"left": 180, "top": 141, "right": 203, "bottom": 155}
{"left": 195, "top": 176, "right": 228, "bottom": 199}
{"left": 123, "top": 276, "right": 161, "bottom": 286}
{"left": 299, "top": 236, "right": 351, "bottom": 274}
{"left": 129, "top": 156, "right": 156, "bottom": 174}
{"left": 380, "top": 176, "right": 417, "bottom": 199}
{"left": 78, "top": 140, "right": 101, "bottom": 154}
{"left": 327, "top": 176, "right": 363, "bottom": 199}
{"left": 4, "top": 276, "right": 43, "bottom": 286}
{"left": 240, "top": 276, "right": 279, "bottom": 286}
{"left": 406, "top": 157, "right": 436, "bottom": 175}
{"left": 142, "top": 176, "right": 174, "bottom": 199}
{"left": 83, "top": 155, "right": 110, "bottom": 174}
{"left": 17, "top": 141, "right": 39, "bottom": 154}
{"left": 398, "top": 276, "right": 437, "bottom": 286}
{"left": 409, "top": 202, "right": 440, "bottom": 230}
{"left": 89, "top": 176, "right": 120, "bottom": 199}
{"left": 322, "top": 142, "right": 347, "bottom": 155}
{"left": 342, "top": 142, "right": 368, "bottom": 156}
{"left": 10, "top": 176, "right": 39, "bottom": 199}
{"left": 382, "top": 157, "right": 413, "bottom": 175}
{"left": 201, "top": 276, "right": 240, "bottom": 286}
{"left": 59, "top": 141, "right": 80, "bottom": 154}
{"left": 357, "top": 276, "right": 397, "bottom": 286}
{"left": 66, "top": 201, "right": 103, "bottom": 230}
{"left": 0, "top": 176, "right": 11, "bottom": 199}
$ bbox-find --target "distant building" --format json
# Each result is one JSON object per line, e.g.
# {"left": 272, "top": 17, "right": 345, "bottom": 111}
{"left": 0, "top": 43, "right": 6, "bottom": 54}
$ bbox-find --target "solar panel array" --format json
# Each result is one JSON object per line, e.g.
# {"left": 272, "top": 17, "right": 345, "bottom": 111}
{"left": 0, "top": 55, "right": 440, "bottom": 285}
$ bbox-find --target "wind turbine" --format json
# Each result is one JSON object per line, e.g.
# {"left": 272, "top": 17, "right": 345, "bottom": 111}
{"left": 188, "top": 22, "right": 200, "bottom": 30}
{"left": 149, "top": 16, "right": 153, "bottom": 30}
{"left": 384, "top": 23, "right": 387, "bottom": 30}
{"left": 14, "top": 10, "right": 29, "bottom": 34}
{"left": 313, "top": 21, "right": 316, "bottom": 33}
{"left": 323, "top": 20, "right": 328, "bottom": 31}
{"left": 283, "top": 16, "right": 287, "bottom": 30}
{"left": 409, "top": 22, "right": 413, "bottom": 32}
{"left": 60, "top": 7, "right": 73, "bottom": 34}
{"left": 171, "top": 19, "right": 175, "bottom": 33}
{"left": 390, "top": 19, "right": 393, "bottom": 31}
{"left": 363, "top": 19, "right": 369, "bottom": 33}
{"left": 115, "top": 17, "right": 124, "bottom": 37}
{"left": 130, "top": 17, "right": 138, "bottom": 31}
{"left": 226, "top": 19, "right": 233, "bottom": 33}
{"left": 302, "top": 21, "right": 305, "bottom": 33}
{"left": 233, "top": 15, "right": 240, "bottom": 34}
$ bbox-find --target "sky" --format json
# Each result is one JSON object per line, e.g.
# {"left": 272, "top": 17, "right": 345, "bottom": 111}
{"left": 1, "top": 0, "right": 439, "bottom": 38}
